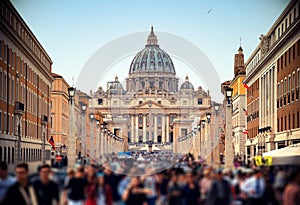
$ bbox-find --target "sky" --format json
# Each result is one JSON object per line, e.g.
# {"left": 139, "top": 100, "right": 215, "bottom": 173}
{"left": 11, "top": 0, "right": 289, "bottom": 101}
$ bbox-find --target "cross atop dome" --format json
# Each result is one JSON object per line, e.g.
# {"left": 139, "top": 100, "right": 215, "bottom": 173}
{"left": 146, "top": 26, "right": 158, "bottom": 46}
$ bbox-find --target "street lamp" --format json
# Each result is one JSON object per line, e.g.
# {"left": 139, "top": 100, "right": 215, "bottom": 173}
{"left": 90, "top": 114, "right": 95, "bottom": 162}
{"left": 211, "top": 103, "right": 220, "bottom": 167}
{"left": 14, "top": 101, "right": 24, "bottom": 163}
{"left": 80, "top": 103, "right": 87, "bottom": 160}
{"left": 206, "top": 113, "right": 211, "bottom": 123}
{"left": 225, "top": 86, "right": 234, "bottom": 169}
{"left": 41, "top": 115, "right": 48, "bottom": 164}
{"left": 225, "top": 87, "right": 233, "bottom": 106}
{"left": 67, "top": 86, "right": 76, "bottom": 168}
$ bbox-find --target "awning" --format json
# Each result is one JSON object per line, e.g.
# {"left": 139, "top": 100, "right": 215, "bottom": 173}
{"left": 262, "top": 143, "right": 300, "bottom": 165}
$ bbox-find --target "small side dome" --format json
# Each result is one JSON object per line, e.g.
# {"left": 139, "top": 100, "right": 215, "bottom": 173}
{"left": 180, "top": 75, "right": 194, "bottom": 90}
{"left": 109, "top": 75, "right": 125, "bottom": 94}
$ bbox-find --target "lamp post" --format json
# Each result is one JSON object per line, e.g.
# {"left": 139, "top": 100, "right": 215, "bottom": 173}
{"left": 206, "top": 112, "right": 213, "bottom": 165}
{"left": 14, "top": 101, "right": 24, "bottom": 163}
{"left": 200, "top": 119, "right": 205, "bottom": 159}
{"left": 81, "top": 104, "right": 87, "bottom": 160}
{"left": 96, "top": 120, "right": 100, "bottom": 164}
{"left": 212, "top": 104, "right": 220, "bottom": 167}
{"left": 90, "top": 114, "right": 95, "bottom": 163}
{"left": 41, "top": 115, "right": 48, "bottom": 164}
{"left": 67, "top": 87, "right": 76, "bottom": 168}
{"left": 225, "top": 87, "right": 234, "bottom": 169}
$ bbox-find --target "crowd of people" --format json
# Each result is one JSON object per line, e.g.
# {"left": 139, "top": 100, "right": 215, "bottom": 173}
{"left": 0, "top": 158, "right": 299, "bottom": 205}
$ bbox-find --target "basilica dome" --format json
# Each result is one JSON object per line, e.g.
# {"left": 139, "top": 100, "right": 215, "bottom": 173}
{"left": 180, "top": 75, "right": 194, "bottom": 90}
{"left": 129, "top": 27, "right": 176, "bottom": 74}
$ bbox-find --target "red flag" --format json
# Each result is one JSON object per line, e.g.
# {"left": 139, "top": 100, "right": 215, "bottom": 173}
{"left": 242, "top": 128, "right": 248, "bottom": 135}
{"left": 243, "top": 108, "right": 248, "bottom": 115}
{"left": 48, "top": 136, "right": 55, "bottom": 150}
{"left": 243, "top": 83, "right": 249, "bottom": 89}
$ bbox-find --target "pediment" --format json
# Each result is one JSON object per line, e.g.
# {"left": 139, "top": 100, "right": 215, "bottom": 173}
{"left": 135, "top": 101, "right": 164, "bottom": 109}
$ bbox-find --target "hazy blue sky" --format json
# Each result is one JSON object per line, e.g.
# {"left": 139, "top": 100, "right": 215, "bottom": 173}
{"left": 11, "top": 0, "right": 289, "bottom": 95}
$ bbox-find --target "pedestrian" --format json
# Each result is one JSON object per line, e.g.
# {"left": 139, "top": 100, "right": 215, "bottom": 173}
{"left": 104, "top": 165, "right": 124, "bottom": 205}
{"left": 240, "top": 168, "right": 265, "bottom": 205}
{"left": 2, "top": 162, "right": 38, "bottom": 205}
{"left": 86, "top": 165, "right": 99, "bottom": 205}
{"left": 96, "top": 172, "right": 112, "bottom": 205}
{"left": 182, "top": 172, "right": 200, "bottom": 205}
{"left": 0, "top": 161, "right": 16, "bottom": 204}
{"left": 63, "top": 166, "right": 88, "bottom": 205}
{"left": 282, "top": 169, "right": 300, "bottom": 205}
{"left": 33, "top": 164, "right": 60, "bottom": 205}
{"left": 121, "top": 176, "right": 149, "bottom": 205}
{"left": 199, "top": 168, "right": 212, "bottom": 205}
{"left": 167, "top": 173, "right": 182, "bottom": 205}
{"left": 141, "top": 168, "right": 157, "bottom": 205}
{"left": 206, "top": 169, "right": 232, "bottom": 205}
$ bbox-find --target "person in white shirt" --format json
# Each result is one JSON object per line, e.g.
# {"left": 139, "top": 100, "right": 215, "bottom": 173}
{"left": 240, "top": 168, "right": 265, "bottom": 205}
{"left": 0, "top": 161, "right": 16, "bottom": 203}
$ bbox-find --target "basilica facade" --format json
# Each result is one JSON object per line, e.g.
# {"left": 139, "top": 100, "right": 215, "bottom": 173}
{"left": 89, "top": 27, "right": 211, "bottom": 153}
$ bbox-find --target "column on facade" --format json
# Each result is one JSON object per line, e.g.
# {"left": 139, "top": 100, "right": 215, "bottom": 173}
{"left": 154, "top": 115, "right": 157, "bottom": 142}
{"left": 96, "top": 127, "right": 100, "bottom": 163}
{"left": 166, "top": 114, "right": 169, "bottom": 143}
{"left": 143, "top": 114, "right": 147, "bottom": 142}
{"left": 131, "top": 115, "right": 134, "bottom": 142}
{"left": 135, "top": 115, "right": 139, "bottom": 142}
{"left": 100, "top": 130, "right": 104, "bottom": 155}
{"left": 162, "top": 115, "right": 165, "bottom": 143}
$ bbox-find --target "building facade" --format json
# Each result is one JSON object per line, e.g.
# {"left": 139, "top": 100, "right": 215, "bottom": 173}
{"left": 244, "top": 0, "right": 300, "bottom": 158}
{"left": 50, "top": 73, "right": 70, "bottom": 158}
{"left": 230, "top": 47, "right": 247, "bottom": 162}
{"left": 89, "top": 27, "right": 211, "bottom": 156}
{"left": 0, "top": 0, "right": 53, "bottom": 172}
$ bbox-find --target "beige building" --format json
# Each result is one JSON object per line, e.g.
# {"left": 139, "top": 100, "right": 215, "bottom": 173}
{"left": 0, "top": 0, "right": 53, "bottom": 172}
{"left": 230, "top": 47, "right": 247, "bottom": 162}
{"left": 89, "top": 27, "right": 211, "bottom": 157}
{"left": 51, "top": 73, "right": 70, "bottom": 155}
{"left": 244, "top": 0, "right": 300, "bottom": 158}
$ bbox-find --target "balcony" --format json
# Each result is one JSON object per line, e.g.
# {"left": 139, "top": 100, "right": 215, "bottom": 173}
{"left": 14, "top": 101, "right": 24, "bottom": 115}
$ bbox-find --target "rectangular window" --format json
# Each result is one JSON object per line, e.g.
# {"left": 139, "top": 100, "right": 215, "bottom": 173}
{"left": 198, "top": 98, "right": 203, "bottom": 105}
{"left": 11, "top": 77, "right": 14, "bottom": 103}
{"left": 98, "top": 98, "right": 103, "bottom": 105}
{"left": 4, "top": 113, "right": 6, "bottom": 133}
{"left": 288, "top": 76, "right": 291, "bottom": 92}
{"left": 293, "top": 113, "right": 295, "bottom": 129}
{"left": 293, "top": 44, "right": 296, "bottom": 60}
{"left": 4, "top": 72, "right": 7, "bottom": 100}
